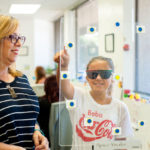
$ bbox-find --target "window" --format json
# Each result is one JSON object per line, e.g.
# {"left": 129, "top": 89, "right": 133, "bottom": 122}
{"left": 135, "top": 0, "right": 150, "bottom": 95}
{"left": 76, "top": 0, "right": 99, "bottom": 72}
{"left": 54, "top": 17, "right": 64, "bottom": 53}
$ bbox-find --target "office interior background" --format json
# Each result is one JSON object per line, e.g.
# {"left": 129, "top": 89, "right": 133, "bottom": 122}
{"left": 0, "top": 0, "right": 150, "bottom": 149}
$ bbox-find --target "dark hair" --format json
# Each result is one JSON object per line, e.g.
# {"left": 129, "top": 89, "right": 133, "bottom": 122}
{"left": 86, "top": 56, "right": 114, "bottom": 72}
{"left": 35, "top": 66, "right": 46, "bottom": 83}
{"left": 42, "top": 75, "right": 60, "bottom": 103}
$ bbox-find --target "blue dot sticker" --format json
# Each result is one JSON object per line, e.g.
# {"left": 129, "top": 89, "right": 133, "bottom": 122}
{"left": 67, "top": 42, "right": 73, "bottom": 48}
{"left": 138, "top": 27, "right": 142, "bottom": 32}
{"left": 87, "top": 119, "right": 92, "bottom": 123}
{"left": 87, "top": 26, "right": 96, "bottom": 33}
{"left": 61, "top": 71, "right": 70, "bottom": 80}
{"left": 115, "top": 129, "right": 120, "bottom": 133}
{"left": 115, "top": 22, "right": 120, "bottom": 27}
{"left": 66, "top": 100, "right": 76, "bottom": 109}
{"left": 138, "top": 120, "right": 145, "bottom": 127}
{"left": 62, "top": 74, "right": 67, "bottom": 79}
{"left": 89, "top": 27, "right": 95, "bottom": 32}
{"left": 66, "top": 42, "right": 74, "bottom": 49}
{"left": 112, "top": 127, "right": 121, "bottom": 135}
{"left": 137, "top": 25, "right": 145, "bottom": 33}
{"left": 69, "top": 101, "right": 74, "bottom": 107}
{"left": 84, "top": 118, "right": 93, "bottom": 126}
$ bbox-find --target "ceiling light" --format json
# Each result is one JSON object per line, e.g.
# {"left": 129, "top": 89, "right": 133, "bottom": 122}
{"left": 9, "top": 4, "right": 41, "bottom": 14}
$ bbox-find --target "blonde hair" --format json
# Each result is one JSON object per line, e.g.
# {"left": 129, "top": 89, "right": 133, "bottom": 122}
{"left": 0, "top": 15, "right": 22, "bottom": 77}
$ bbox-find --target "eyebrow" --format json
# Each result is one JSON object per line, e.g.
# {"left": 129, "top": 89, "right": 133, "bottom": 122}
{"left": 11, "top": 33, "right": 20, "bottom": 36}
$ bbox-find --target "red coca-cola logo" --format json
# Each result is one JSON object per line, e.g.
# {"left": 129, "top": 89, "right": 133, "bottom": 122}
{"left": 76, "top": 114, "right": 115, "bottom": 142}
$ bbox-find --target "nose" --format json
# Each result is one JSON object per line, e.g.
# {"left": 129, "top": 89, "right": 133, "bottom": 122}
{"left": 96, "top": 74, "right": 102, "bottom": 80}
{"left": 15, "top": 39, "right": 21, "bottom": 47}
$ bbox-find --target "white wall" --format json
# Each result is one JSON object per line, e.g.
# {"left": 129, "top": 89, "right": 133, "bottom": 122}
{"left": 16, "top": 18, "right": 35, "bottom": 84}
{"left": 98, "top": 0, "right": 123, "bottom": 73}
{"left": 97, "top": 0, "right": 136, "bottom": 98}
{"left": 16, "top": 18, "right": 55, "bottom": 85}
{"left": 123, "top": 0, "right": 135, "bottom": 91}
{"left": 34, "top": 19, "right": 55, "bottom": 69}
{"left": 98, "top": 0, "right": 124, "bottom": 99}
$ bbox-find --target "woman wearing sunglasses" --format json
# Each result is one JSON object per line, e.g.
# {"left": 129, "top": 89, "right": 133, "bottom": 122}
{"left": 54, "top": 48, "right": 133, "bottom": 150}
{"left": 0, "top": 15, "right": 49, "bottom": 150}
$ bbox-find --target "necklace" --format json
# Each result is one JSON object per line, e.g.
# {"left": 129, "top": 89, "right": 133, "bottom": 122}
{"left": 6, "top": 84, "right": 17, "bottom": 98}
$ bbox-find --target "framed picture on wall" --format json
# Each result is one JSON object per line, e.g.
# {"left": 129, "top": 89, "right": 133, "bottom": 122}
{"left": 105, "top": 33, "right": 114, "bottom": 53}
{"left": 19, "top": 46, "right": 28, "bottom": 56}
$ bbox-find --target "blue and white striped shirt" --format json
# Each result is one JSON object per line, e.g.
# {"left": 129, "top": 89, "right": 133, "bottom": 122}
{"left": 0, "top": 75, "right": 39, "bottom": 149}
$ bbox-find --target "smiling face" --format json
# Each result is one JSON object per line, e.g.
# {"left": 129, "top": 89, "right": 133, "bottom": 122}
{"left": 0, "top": 28, "right": 21, "bottom": 67}
{"left": 86, "top": 60, "right": 113, "bottom": 95}
{"left": 0, "top": 15, "right": 22, "bottom": 68}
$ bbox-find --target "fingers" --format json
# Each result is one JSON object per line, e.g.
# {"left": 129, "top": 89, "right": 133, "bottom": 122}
{"left": 54, "top": 49, "right": 68, "bottom": 64}
{"left": 35, "top": 136, "right": 49, "bottom": 150}
{"left": 64, "top": 46, "right": 68, "bottom": 54}
{"left": 33, "top": 132, "right": 40, "bottom": 147}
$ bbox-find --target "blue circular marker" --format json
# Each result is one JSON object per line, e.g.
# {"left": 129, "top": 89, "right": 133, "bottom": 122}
{"left": 68, "top": 43, "right": 73, "bottom": 48}
{"left": 70, "top": 102, "right": 74, "bottom": 107}
{"left": 87, "top": 119, "right": 92, "bottom": 124}
{"left": 115, "top": 129, "right": 120, "bottom": 133}
{"left": 63, "top": 74, "right": 67, "bottom": 79}
{"left": 140, "top": 121, "right": 144, "bottom": 126}
{"left": 138, "top": 27, "right": 142, "bottom": 32}
{"left": 90, "top": 27, "right": 95, "bottom": 32}
{"left": 115, "top": 22, "right": 120, "bottom": 27}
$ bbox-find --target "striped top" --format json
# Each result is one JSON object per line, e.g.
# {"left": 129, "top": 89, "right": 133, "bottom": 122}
{"left": 0, "top": 75, "right": 39, "bottom": 150}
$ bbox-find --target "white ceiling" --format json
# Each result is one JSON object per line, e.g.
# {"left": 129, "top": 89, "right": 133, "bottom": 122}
{"left": 0, "top": 0, "right": 87, "bottom": 21}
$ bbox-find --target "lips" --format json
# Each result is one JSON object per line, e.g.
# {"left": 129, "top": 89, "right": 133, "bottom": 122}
{"left": 94, "top": 83, "right": 104, "bottom": 86}
{"left": 11, "top": 49, "right": 19, "bottom": 55}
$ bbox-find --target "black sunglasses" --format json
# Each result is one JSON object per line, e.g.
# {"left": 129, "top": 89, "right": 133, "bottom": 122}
{"left": 7, "top": 34, "right": 26, "bottom": 45}
{"left": 86, "top": 70, "right": 113, "bottom": 79}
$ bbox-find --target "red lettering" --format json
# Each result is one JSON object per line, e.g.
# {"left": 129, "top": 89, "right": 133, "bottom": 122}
{"left": 76, "top": 114, "right": 115, "bottom": 142}
{"left": 88, "top": 110, "right": 103, "bottom": 118}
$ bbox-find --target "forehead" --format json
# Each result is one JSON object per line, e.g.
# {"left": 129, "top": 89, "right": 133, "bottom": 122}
{"left": 12, "top": 28, "right": 19, "bottom": 35}
{"left": 88, "top": 60, "right": 111, "bottom": 70}
{"left": 8, "top": 26, "right": 19, "bottom": 35}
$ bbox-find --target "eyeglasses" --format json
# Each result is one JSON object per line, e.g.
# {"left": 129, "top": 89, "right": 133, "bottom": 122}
{"left": 7, "top": 34, "right": 26, "bottom": 45}
{"left": 86, "top": 70, "right": 113, "bottom": 79}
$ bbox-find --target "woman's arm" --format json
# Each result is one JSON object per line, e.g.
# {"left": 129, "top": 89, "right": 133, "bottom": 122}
{"left": 0, "top": 143, "right": 25, "bottom": 150}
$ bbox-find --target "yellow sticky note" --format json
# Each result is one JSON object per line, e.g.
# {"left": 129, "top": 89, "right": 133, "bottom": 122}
{"left": 135, "top": 93, "right": 140, "bottom": 100}
{"left": 129, "top": 94, "right": 134, "bottom": 100}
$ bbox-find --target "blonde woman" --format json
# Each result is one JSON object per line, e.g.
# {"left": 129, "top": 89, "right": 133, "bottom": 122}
{"left": 0, "top": 15, "right": 49, "bottom": 150}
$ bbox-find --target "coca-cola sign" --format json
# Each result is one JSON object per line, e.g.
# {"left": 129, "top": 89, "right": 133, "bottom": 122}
{"left": 76, "top": 114, "right": 115, "bottom": 142}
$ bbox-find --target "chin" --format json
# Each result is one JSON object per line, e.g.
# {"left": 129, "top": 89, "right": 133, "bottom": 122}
{"left": 7, "top": 59, "right": 16, "bottom": 66}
